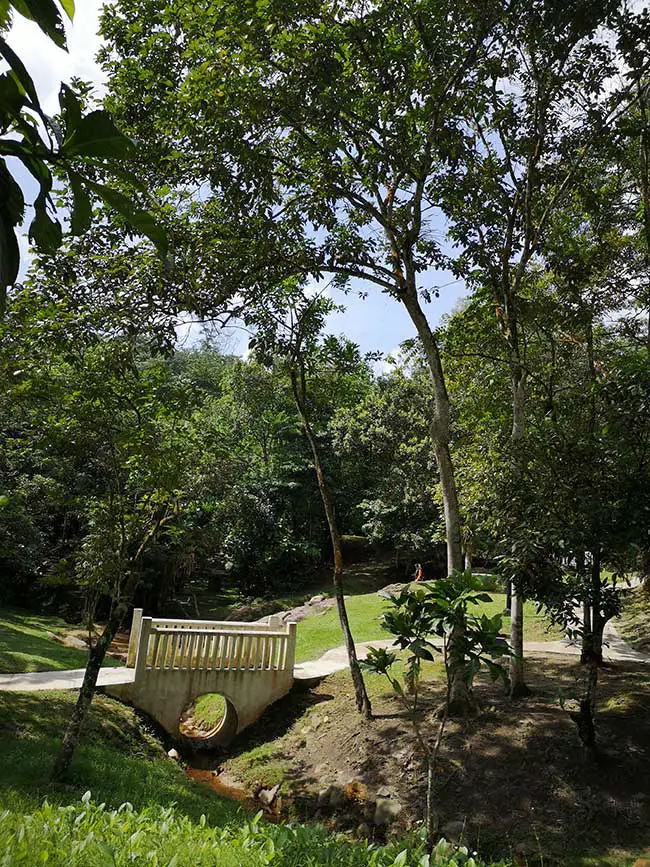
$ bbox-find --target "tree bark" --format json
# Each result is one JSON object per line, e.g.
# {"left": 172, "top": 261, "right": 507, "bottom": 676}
{"left": 509, "top": 591, "right": 529, "bottom": 698}
{"left": 581, "top": 549, "right": 604, "bottom": 666}
{"left": 51, "top": 601, "right": 127, "bottom": 781}
{"left": 289, "top": 365, "right": 372, "bottom": 718}
{"left": 400, "top": 286, "right": 474, "bottom": 714}
{"left": 509, "top": 365, "right": 530, "bottom": 697}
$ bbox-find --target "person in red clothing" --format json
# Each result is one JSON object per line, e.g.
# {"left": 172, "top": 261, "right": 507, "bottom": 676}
{"left": 413, "top": 563, "right": 423, "bottom": 582}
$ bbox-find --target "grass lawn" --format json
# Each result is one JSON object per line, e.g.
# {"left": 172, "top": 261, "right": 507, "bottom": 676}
{"left": 0, "top": 608, "right": 123, "bottom": 673}
{"left": 295, "top": 590, "right": 561, "bottom": 663}
{"left": 0, "top": 689, "right": 242, "bottom": 822}
{"left": 617, "top": 584, "right": 650, "bottom": 652}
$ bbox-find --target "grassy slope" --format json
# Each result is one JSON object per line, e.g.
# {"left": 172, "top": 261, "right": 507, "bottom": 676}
{"left": 0, "top": 689, "right": 241, "bottom": 822}
{"left": 617, "top": 585, "right": 650, "bottom": 652}
{"left": 0, "top": 608, "right": 122, "bottom": 673}
{"left": 295, "top": 591, "right": 561, "bottom": 663}
{"left": 0, "top": 689, "right": 507, "bottom": 867}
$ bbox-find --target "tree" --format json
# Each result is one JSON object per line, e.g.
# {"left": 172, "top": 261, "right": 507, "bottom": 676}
{"left": 0, "top": 0, "right": 167, "bottom": 307}
{"left": 363, "top": 574, "right": 508, "bottom": 844}
{"left": 100, "top": 0, "right": 507, "bottom": 713}
{"left": 438, "top": 1, "right": 640, "bottom": 696}
{"left": 249, "top": 287, "right": 372, "bottom": 718}
{"left": 0, "top": 278, "right": 205, "bottom": 778}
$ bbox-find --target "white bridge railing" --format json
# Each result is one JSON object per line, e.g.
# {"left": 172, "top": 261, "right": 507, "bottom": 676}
{"left": 127, "top": 610, "right": 297, "bottom": 676}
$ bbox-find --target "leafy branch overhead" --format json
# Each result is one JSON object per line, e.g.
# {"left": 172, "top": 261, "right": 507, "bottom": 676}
{"left": 0, "top": 0, "right": 167, "bottom": 310}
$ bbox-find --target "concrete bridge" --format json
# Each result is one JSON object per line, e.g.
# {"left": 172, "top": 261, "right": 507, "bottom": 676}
{"left": 105, "top": 610, "right": 297, "bottom": 746}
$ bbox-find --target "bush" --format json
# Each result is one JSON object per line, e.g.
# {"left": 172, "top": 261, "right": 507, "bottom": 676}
{"left": 0, "top": 796, "right": 510, "bottom": 867}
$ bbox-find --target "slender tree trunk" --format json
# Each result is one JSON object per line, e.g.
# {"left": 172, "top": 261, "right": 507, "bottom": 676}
{"left": 400, "top": 286, "right": 474, "bottom": 714}
{"left": 289, "top": 366, "right": 372, "bottom": 718}
{"left": 509, "top": 366, "right": 530, "bottom": 698}
{"left": 505, "top": 580, "right": 512, "bottom": 614}
{"left": 582, "top": 549, "right": 604, "bottom": 665}
{"left": 51, "top": 600, "right": 127, "bottom": 781}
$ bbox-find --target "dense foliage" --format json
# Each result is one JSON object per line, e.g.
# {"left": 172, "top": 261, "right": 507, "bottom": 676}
{"left": 0, "top": 796, "right": 508, "bottom": 867}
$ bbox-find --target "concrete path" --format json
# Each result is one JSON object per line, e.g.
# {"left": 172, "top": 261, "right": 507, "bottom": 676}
{"left": 1, "top": 620, "right": 648, "bottom": 692}
{"left": 293, "top": 621, "right": 650, "bottom": 681}
{"left": 0, "top": 666, "right": 134, "bottom": 692}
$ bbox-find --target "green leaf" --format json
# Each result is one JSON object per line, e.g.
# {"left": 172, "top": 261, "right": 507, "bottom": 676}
{"left": 58, "top": 82, "right": 82, "bottom": 130}
{"left": 67, "top": 169, "right": 92, "bottom": 235}
{"left": 0, "top": 158, "right": 24, "bottom": 307}
{"left": 0, "top": 35, "right": 41, "bottom": 109}
{"left": 0, "top": 71, "right": 25, "bottom": 121}
{"left": 10, "top": 0, "right": 67, "bottom": 49}
{"left": 29, "top": 190, "right": 62, "bottom": 252}
{"left": 84, "top": 178, "right": 168, "bottom": 255}
{"left": 59, "top": 0, "right": 74, "bottom": 19}
{"left": 62, "top": 110, "right": 135, "bottom": 159}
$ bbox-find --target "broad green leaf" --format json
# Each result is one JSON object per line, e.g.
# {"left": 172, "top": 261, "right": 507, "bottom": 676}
{"left": 84, "top": 178, "right": 168, "bottom": 255}
{"left": 67, "top": 169, "right": 92, "bottom": 235}
{"left": 58, "top": 82, "right": 81, "bottom": 130}
{"left": 59, "top": 0, "right": 74, "bottom": 19}
{"left": 0, "top": 35, "right": 41, "bottom": 109}
{"left": 10, "top": 0, "right": 67, "bottom": 49}
{"left": 0, "top": 158, "right": 24, "bottom": 307}
{"left": 29, "top": 190, "right": 62, "bottom": 252}
{"left": 62, "top": 110, "right": 134, "bottom": 159}
{"left": 0, "top": 71, "right": 25, "bottom": 120}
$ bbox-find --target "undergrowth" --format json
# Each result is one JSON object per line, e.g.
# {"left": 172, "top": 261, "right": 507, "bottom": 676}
{"left": 0, "top": 794, "right": 510, "bottom": 867}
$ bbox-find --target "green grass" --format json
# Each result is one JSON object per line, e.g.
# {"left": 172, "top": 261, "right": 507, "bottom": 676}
{"left": 617, "top": 584, "right": 650, "bottom": 652}
{"left": 0, "top": 798, "right": 508, "bottom": 867}
{"left": 0, "top": 689, "right": 507, "bottom": 867}
{"left": 295, "top": 591, "right": 561, "bottom": 663}
{"left": 0, "top": 689, "right": 242, "bottom": 822}
{"left": 192, "top": 692, "right": 227, "bottom": 730}
{"left": 0, "top": 608, "right": 122, "bottom": 673}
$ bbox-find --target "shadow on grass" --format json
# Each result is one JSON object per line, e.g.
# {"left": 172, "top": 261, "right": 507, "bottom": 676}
{"left": 0, "top": 609, "right": 122, "bottom": 673}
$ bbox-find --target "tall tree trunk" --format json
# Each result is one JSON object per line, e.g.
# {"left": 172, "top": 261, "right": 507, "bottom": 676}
{"left": 51, "top": 599, "right": 128, "bottom": 781}
{"left": 400, "top": 286, "right": 475, "bottom": 715}
{"left": 509, "top": 366, "right": 530, "bottom": 698}
{"left": 289, "top": 366, "right": 372, "bottom": 718}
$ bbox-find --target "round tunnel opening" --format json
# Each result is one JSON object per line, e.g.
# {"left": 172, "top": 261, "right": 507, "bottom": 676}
{"left": 178, "top": 693, "right": 238, "bottom": 745}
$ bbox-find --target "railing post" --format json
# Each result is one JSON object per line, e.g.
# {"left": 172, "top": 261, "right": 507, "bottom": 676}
{"left": 134, "top": 617, "right": 153, "bottom": 679}
{"left": 127, "top": 608, "right": 143, "bottom": 668}
{"left": 286, "top": 622, "right": 297, "bottom": 671}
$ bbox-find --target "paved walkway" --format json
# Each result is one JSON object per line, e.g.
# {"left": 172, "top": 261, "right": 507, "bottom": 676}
{"left": 1, "top": 619, "right": 648, "bottom": 692}
{"left": 293, "top": 619, "right": 650, "bottom": 680}
{"left": 0, "top": 666, "right": 134, "bottom": 692}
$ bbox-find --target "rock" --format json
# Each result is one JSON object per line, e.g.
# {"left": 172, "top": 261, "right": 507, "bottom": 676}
{"left": 356, "top": 823, "right": 371, "bottom": 839}
{"left": 376, "top": 785, "right": 396, "bottom": 799}
{"left": 318, "top": 786, "right": 333, "bottom": 808}
{"left": 441, "top": 820, "right": 466, "bottom": 841}
{"left": 258, "top": 784, "right": 280, "bottom": 807}
{"left": 329, "top": 786, "right": 345, "bottom": 809}
{"left": 374, "top": 797, "right": 403, "bottom": 826}
{"left": 344, "top": 779, "right": 369, "bottom": 802}
{"left": 309, "top": 595, "right": 325, "bottom": 604}
{"left": 377, "top": 583, "right": 408, "bottom": 599}
{"left": 167, "top": 748, "right": 180, "bottom": 760}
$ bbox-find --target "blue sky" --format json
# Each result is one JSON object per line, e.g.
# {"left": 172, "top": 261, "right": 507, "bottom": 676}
{"left": 7, "top": 1, "right": 468, "bottom": 359}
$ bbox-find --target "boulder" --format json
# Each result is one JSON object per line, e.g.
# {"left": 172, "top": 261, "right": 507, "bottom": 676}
{"left": 377, "top": 583, "right": 408, "bottom": 599}
{"left": 374, "top": 797, "right": 403, "bottom": 826}
{"left": 167, "top": 748, "right": 180, "bottom": 760}
{"left": 441, "top": 820, "right": 466, "bottom": 841}
{"left": 258, "top": 784, "right": 280, "bottom": 807}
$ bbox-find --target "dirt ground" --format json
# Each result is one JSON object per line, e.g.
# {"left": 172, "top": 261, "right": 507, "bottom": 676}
{"left": 205, "top": 654, "right": 650, "bottom": 865}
